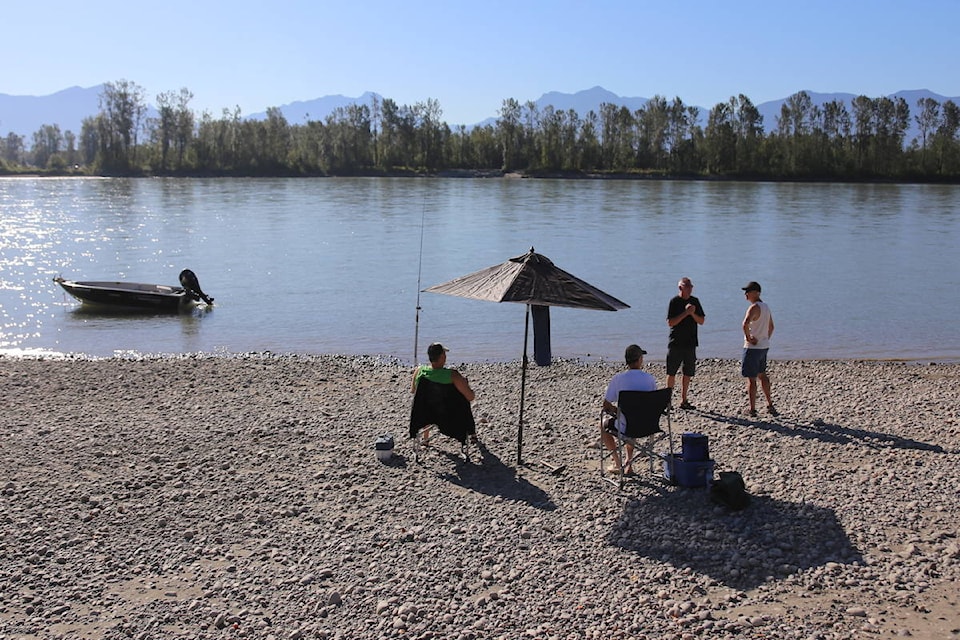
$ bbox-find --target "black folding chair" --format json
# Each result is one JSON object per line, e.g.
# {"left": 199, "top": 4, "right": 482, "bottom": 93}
{"left": 600, "top": 388, "right": 674, "bottom": 489}
{"left": 409, "top": 378, "right": 476, "bottom": 462}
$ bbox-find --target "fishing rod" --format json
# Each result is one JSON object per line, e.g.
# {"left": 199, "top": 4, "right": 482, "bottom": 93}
{"left": 413, "top": 199, "right": 426, "bottom": 365}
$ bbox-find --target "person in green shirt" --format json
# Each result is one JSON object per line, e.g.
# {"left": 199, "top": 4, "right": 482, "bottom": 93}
{"left": 411, "top": 342, "right": 476, "bottom": 445}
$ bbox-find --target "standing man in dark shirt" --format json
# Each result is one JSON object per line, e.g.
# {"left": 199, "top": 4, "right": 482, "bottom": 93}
{"left": 666, "top": 277, "right": 705, "bottom": 410}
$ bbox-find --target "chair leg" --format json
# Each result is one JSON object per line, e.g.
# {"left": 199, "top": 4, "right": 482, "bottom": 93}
{"left": 599, "top": 440, "right": 609, "bottom": 479}
{"left": 599, "top": 415, "right": 608, "bottom": 478}
{"left": 600, "top": 417, "right": 620, "bottom": 487}
{"left": 607, "top": 436, "right": 627, "bottom": 489}
{"left": 601, "top": 416, "right": 640, "bottom": 490}
{"left": 616, "top": 438, "right": 626, "bottom": 489}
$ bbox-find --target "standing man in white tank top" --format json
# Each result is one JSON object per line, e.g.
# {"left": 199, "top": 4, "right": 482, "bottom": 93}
{"left": 741, "top": 281, "right": 778, "bottom": 417}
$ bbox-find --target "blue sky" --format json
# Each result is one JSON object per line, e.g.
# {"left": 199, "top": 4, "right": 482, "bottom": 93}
{"left": 4, "top": 0, "right": 958, "bottom": 124}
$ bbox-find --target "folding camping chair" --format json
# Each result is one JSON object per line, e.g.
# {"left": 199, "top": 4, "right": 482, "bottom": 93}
{"left": 599, "top": 388, "right": 674, "bottom": 489}
{"left": 409, "top": 378, "right": 475, "bottom": 462}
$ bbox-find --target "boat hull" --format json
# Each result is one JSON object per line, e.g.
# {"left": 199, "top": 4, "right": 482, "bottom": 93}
{"left": 54, "top": 278, "right": 199, "bottom": 312}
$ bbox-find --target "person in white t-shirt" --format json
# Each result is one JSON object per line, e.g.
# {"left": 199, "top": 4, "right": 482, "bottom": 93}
{"left": 601, "top": 344, "right": 657, "bottom": 474}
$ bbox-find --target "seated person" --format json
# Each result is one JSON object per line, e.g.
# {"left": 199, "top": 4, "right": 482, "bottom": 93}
{"left": 411, "top": 342, "right": 477, "bottom": 445}
{"left": 601, "top": 344, "right": 656, "bottom": 474}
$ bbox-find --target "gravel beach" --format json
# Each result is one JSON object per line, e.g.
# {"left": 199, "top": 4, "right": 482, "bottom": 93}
{"left": 1, "top": 355, "right": 958, "bottom": 640}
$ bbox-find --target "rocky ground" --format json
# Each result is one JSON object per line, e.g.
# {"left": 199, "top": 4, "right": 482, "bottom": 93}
{"left": 0, "top": 355, "right": 958, "bottom": 639}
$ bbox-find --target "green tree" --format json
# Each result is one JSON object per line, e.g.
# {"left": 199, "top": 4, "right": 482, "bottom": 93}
{"left": 870, "top": 97, "right": 910, "bottom": 175}
{"left": 915, "top": 97, "right": 940, "bottom": 154}
{"left": 151, "top": 87, "right": 195, "bottom": 172}
{"left": 578, "top": 111, "right": 601, "bottom": 170}
{"left": 30, "top": 124, "right": 63, "bottom": 169}
{"left": 733, "top": 94, "right": 764, "bottom": 174}
{"left": 154, "top": 90, "right": 178, "bottom": 171}
{"left": 932, "top": 100, "right": 960, "bottom": 175}
{"left": 174, "top": 89, "right": 195, "bottom": 169}
{"left": 62, "top": 130, "right": 79, "bottom": 168}
{"left": 775, "top": 91, "right": 816, "bottom": 175}
{"left": 536, "top": 106, "right": 573, "bottom": 171}
{"left": 637, "top": 96, "right": 670, "bottom": 171}
{"left": 375, "top": 98, "right": 395, "bottom": 168}
{"left": 2, "top": 132, "right": 25, "bottom": 166}
{"left": 497, "top": 98, "right": 523, "bottom": 172}
{"left": 323, "top": 104, "right": 373, "bottom": 173}
{"left": 666, "top": 98, "right": 699, "bottom": 174}
{"left": 463, "top": 124, "right": 501, "bottom": 169}
{"left": 558, "top": 109, "right": 582, "bottom": 171}
{"left": 78, "top": 116, "right": 99, "bottom": 166}
{"left": 97, "top": 80, "right": 148, "bottom": 172}
{"left": 598, "top": 103, "right": 636, "bottom": 171}
{"left": 819, "top": 99, "right": 852, "bottom": 175}
{"left": 704, "top": 100, "right": 736, "bottom": 174}
{"left": 416, "top": 98, "right": 446, "bottom": 170}
{"left": 851, "top": 95, "right": 875, "bottom": 174}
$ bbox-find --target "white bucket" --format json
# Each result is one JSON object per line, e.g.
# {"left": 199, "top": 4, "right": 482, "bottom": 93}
{"left": 374, "top": 434, "right": 395, "bottom": 462}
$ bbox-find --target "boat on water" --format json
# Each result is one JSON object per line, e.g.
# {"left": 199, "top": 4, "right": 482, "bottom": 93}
{"left": 54, "top": 269, "right": 214, "bottom": 312}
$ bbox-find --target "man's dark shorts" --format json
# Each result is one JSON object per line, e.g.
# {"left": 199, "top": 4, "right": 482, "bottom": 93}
{"left": 741, "top": 348, "right": 769, "bottom": 378}
{"left": 666, "top": 347, "right": 697, "bottom": 377}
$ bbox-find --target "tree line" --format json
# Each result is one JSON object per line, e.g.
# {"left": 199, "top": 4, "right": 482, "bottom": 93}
{"left": 2, "top": 79, "right": 959, "bottom": 181}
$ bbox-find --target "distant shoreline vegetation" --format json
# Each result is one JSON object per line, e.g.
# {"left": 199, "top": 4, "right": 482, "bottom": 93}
{"left": 2, "top": 80, "right": 959, "bottom": 182}
{"left": 5, "top": 170, "right": 956, "bottom": 186}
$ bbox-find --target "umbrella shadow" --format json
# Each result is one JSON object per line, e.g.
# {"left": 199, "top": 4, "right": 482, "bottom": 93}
{"left": 697, "top": 409, "right": 949, "bottom": 453}
{"left": 435, "top": 442, "right": 557, "bottom": 511}
{"left": 608, "top": 488, "right": 863, "bottom": 591}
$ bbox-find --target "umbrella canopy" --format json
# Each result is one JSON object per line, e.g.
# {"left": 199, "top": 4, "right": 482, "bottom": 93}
{"left": 424, "top": 248, "right": 630, "bottom": 311}
{"left": 423, "top": 247, "right": 630, "bottom": 465}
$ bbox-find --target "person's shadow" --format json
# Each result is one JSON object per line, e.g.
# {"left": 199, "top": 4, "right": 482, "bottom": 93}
{"left": 697, "top": 409, "right": 949, "bottom": 453}
{"left": 607, "top": 487, "right": 862, "bottom": 591}
{"left": 434, "top": 441, "right": 557, "bottom": 511}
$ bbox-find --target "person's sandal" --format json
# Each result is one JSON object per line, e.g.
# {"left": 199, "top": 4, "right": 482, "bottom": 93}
{"left": 679, "top": 400, "right": 696, "bottom": 410}
{"left": 767, "top": 405, "right": 780, "bottom": 417}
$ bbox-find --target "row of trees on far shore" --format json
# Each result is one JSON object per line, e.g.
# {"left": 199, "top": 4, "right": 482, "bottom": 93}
{"left": 2, "top": 80, "right": 960, "bottom": 181}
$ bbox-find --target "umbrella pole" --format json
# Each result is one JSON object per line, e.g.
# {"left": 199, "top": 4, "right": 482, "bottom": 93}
{"left": 518, "top": 304, "right": 530, "bottom": 466}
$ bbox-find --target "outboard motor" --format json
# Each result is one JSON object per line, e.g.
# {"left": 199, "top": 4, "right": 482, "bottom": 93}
{"left": 179, "top": 269, "right": 214, "bottom": 305}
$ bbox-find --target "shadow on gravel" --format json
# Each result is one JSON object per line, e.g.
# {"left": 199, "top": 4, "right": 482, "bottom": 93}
{"left": 608, "top": 488, "right": 863, "bottom": 591}
{"left": 378, "top": 454, "right": 410, "bottom": 468}
{"left": 698, "top": 409, "right": 948, "bottom": 453}
{"left": 436, "top": 442, "right": 557, "bottom": 511}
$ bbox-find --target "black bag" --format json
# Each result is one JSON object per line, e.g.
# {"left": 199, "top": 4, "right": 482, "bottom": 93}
{"left": 711, "top": 471, "right": 750, "bottom": 510}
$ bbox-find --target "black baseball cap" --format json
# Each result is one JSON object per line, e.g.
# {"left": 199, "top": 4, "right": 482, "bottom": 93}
{"left": 625, "top": 344, "right": 647, "bottom": 363}
{"left": 427, "top": 342, "right": 448, "bottom": 361}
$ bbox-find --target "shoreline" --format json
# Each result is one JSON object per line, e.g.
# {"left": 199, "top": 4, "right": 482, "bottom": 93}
{"left": 1, "top": 356, "right": 958, "bottom": 638}
{"left": 5, "top": 171, "right": 959, "bottom": 186}
{"left": 3, "top": 349, "right": 960, "bottom": 366}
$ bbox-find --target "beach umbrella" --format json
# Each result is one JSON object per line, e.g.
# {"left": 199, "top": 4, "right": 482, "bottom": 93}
{"left": 423, "top": 247, "right": 630, "bottom": 465}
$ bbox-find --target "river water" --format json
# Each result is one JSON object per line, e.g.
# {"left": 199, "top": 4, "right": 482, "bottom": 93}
{"left": 1, "top": 177, "right": 958, "bottom": 363}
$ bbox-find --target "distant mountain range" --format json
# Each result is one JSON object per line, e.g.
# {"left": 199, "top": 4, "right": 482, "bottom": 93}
{"left": 2, "top": 85, "right": 957, "bottom": 147}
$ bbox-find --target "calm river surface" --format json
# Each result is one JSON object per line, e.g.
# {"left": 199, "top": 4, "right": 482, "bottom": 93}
{"left": 1, "top": 177, "right": 958, "bottom": 363}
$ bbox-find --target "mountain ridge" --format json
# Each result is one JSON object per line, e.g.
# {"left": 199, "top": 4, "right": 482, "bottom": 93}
{"left": 2, "top": 85, "right": 957, "bottom": 146}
